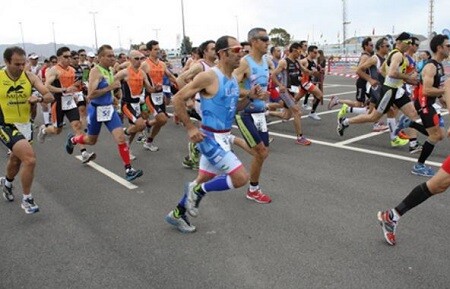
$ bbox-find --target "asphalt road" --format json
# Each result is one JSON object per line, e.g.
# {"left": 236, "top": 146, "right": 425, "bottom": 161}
{"left": 1, "top": 75, "right": 450, "bottom": 289}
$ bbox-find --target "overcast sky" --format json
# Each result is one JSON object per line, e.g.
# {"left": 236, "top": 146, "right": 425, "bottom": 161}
{"left": 1, "top": 0, "right": 449, "bottom": 51}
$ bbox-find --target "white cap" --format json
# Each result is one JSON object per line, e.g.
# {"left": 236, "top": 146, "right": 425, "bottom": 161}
{"left": 28, "top": 53, "right": 39, "bottom": 59}
{"left": 87, "top": 51, "right": 96, "bottom": 58}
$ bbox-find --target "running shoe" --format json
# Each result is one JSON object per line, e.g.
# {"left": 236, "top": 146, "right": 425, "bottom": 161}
{"left": 165, "top": 210, "right": 196, "bottom": 233}
{"left": 377, "top": 209, "right": 398, "bottom": 246}
{"left": 337, "top": 118, "right": 348, "bottom": 136}
{"left": 37, "top": 124, "right": 46, "bottom": 143}
{"left": 409, "top": 143, "right": 423, "bottom": 154}
{"left": 411, "top": 163, "right": 435, "bottom": 177}
{"left": 21, "top": 197, "right": 39, "bottom": 214}
{"left": 246, "top": 189, "right": 272, "bottom": 204}
{"left": 302, "top": 103, "right": 312, "bottom": 110}
{"left": 125, "top": 167, "right": 143, "bottom": 181}
{"left": 182, "top": 157, "right": 199, "bottom": 170}
{"left": 1, "top": 177, "right": 14, "bottom": 202}
{"left": 188, "top": 142, "right": 200, "bottom": 163}
{"left": 136, "top": 133, "right": 145, "bottom": 144}
{"left": 327, "top": 95, "right": 339, "bottom": 110}
{"left": 372, "top": 122, "right": 389, "bottom": 132}
{"left": 81, "top": 151, "right": 96, "bottom": 164}
{"left": 397, "top": 130, "right": 410, "bottom": 140}
{"left": 185, "top": 182, "right": 202, "bottom": 217}
{"left": 269, "top": 137, "right": 275, "bottom": 144}
{"left": 394, "top": 115, "right": 411, "bottom": 136}
{"left": 143, "top": 141, "right": 159, "bottom": 152}
{"left": 337, "top": 104, "right": 348, "bottom": 120}
{"left": 308, "top": 112, "right": 321, "bottom": 121}
{"left": 390, "top": 136, "right": 409, "bottom": 147}
{"left": 295, "top": 136, "right": 311, "bottom": 146}
{"left": 65, "top": 133, "right": 75, "bottom": 154}
{"left": 129, "top": 150, "right": 136, "bottom": 160}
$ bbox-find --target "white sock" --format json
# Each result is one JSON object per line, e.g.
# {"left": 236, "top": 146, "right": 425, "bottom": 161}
{"left": 352, "top": 107, "right": 367, "bottom": 114}
{"left": 4, "top": 178, "right": 12, "bottom": 188}
{"left": 43, "top": 112, "right": 50, "bottom": 125}
{"left": 249, "top": 184, "right": 259, "bottom": 192}
{"left": 387, "top": 118, "right": 397, "bottom": 140}
{"left": 23, "top": 194, "right": 32, "bottom": 200}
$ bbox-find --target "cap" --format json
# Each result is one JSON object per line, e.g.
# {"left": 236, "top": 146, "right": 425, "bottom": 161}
{"left": 87, "top": 51, "right": 96, "bottom": 58}
{"left": 395, "top": 32, "right": 412, "bottom": 41}
{"left": 28, "top": 53, "right": 39, "bottom": 60}
{"left": 138, "top": 44, "right": 147, "bottom": 51}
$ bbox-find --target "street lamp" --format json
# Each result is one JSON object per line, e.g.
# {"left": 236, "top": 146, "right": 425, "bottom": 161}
{"left": 89, "top": 11, "right": 99, "bottom": 50}
{"left": 180, "top": 0, "right": 186, "bottom": 39}
{"left": 19, "top": 22, "right": 25, "bottom": 51}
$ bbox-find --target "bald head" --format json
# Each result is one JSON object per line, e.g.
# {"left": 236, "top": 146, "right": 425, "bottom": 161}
{"left": 129, "top": 50, "right": 144, "bottom": 58}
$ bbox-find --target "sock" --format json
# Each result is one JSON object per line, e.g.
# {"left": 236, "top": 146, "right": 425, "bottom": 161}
{"left": 118, "top": 143, "right": 130, "bottom": 166}
{"left": 174, "top": 204, "right": 186, "bottom": 217}
{"left": 201, "top": 175, "right": 234, "bottom": 193}
{"left": 249, "top": 182, "right": 259, "bottom": 192}
{"left": 23, "top": 193, "right": 32, "bottom": 200}
{"left": 387, "top": 118, "right": 397, "bottom": 140}
{"left": 395, "top": 182, "right": 432, "bottom": 216}
{"left": 418, "top": 140, "right": 436, "bottom": 164}
{"left": 409, "top": 138, "right": 417, "bottom": 148}
{"left": 4, "top": 177, "right": 13, "bottom": 188}
{"left": 409, "top": 121, "right": 429, "bottom": 136}
{"left": 43, "top": 112, "right": 50, "bottom": 125}
{"left": 303, "top": 94, "right": 310, "bottom": 105}
{"left": 71, "top": 134, "right": 85, "bottom": 145}
{"left": 80, "top": 148, "right": 86, "bottom": 154}
{"left": 311, "top": 99, "right": 320, "bottom": 113}
{"left": 146, "top": 137, "right": 153, "bottom": 143}
{"left": 350, "top": 107, "right": 367, "bottom": 114}
{"left": 342, "top": 118, "right": 350, "bottom": 126}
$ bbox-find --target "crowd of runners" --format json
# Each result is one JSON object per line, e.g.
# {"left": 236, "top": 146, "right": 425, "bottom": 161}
{"left": 0, "top": 26, "right": 449, "bottom": 247}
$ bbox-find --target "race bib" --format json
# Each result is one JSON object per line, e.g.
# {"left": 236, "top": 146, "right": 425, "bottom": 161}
{"left": 251, "top": 112, "right": 268, "bottom": 132}
{"left": 162, "top": 85, "right": 171, "bottom": 93}
{"left": 151, "top": 92, "right": 164, "bottom": 105}
{"left": 131, "top": 102, "right": 141, "bottom": 116}
{"left": 290, "top": 85, "right": 299, "bottom": 94}
{"left": 61, "top": 94, "right": 77, "bottom": 111}
{"left": 74, "top": 91, "right": 84, "bottom": 102}
{"left": 405, "top": 84, "right": 412, "bottom": 94}
{"left": 96, "top": 105, "right": 114, "bottom": 122}
{"left": 214, "top": 132, "right": 231, "bottom": 152}
{"left": 395, "top": 87, "right": 406, "bottom": 100}
{"left": 14, "top": 122, "right": 32, "bottom": 141}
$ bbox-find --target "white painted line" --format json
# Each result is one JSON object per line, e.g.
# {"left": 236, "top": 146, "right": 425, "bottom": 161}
{"left": 75, "top": 156, "right": 138, "bottom": 190}
{"left": 323, "top": 84, "right": 355, "bottom": 88}
{"left": 267, "top": 131, "right": 443, "bottom": 168}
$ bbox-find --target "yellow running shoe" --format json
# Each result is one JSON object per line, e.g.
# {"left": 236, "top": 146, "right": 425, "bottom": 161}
{"left": 390, "top": 136, "right": 409, "bottom": 147}
{"left": 337, "top": 104, "right": 348, "bottom": 120}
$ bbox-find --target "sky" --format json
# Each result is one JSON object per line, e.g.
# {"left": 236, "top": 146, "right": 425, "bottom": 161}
{"left": 1, "top": 0, "right": 449, "bottom": 52}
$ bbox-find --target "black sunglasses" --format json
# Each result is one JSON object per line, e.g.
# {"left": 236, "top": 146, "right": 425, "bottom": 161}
{"left": 255, "top": 35, "right": 270, "bottom": 42}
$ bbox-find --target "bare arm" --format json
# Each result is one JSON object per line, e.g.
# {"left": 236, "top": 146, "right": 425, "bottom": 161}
{"left": 271, "top": 59, "right": 287, "bottom": 92}
{"left": 176, "top": 62, "right": 203, "bottom": 89}
{"left": 87, "top": 67, "right": 121, "bottom": 100}
{"left": 356, "top": 55, "right": 378, "bottom": 86}
{"left": 27, "top": 72, "right": 54, "bottom": 104}
{"left": 422, "top": 63, "right": 445, "bottom": 97}
{"left": 388, "top": 53, "right": 417, "bottom": 85}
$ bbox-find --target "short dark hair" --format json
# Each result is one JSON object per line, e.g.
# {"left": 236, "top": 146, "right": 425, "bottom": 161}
{"left": 56, "top": 46, "right": 70, "bottom": 57}
{"left": 423, "top": 50, "right": 432, "bottom": 59}
{"left": 216, "top": 36, "right": 236, "bottom": 59}
{"left": 270, "top": 46, "right": 277, "bottom": 54}
{"left": 199, "top": 40, "right": 215, "bottom": 58}
{"left": 146, "top": 40, "right": 159, "bottom": 50}
{"left": 307, "top": 45, "right": 318, "bottom": 53}
{"left": 98, "top": 44, "right": 113, "bottom": 56}
{"left": 362, "top": 37, "right": 372, "bottom": 49}
{"left": 49, "top": 55, "right": 57, "bottom": 62}
{"left": 3, "top": 46, "right": 25, "bottom": 62}
{"left": 78, "top": 49, "right": 86, "bottom": 54}
{"left": 247, "top": 28, "right": 266, "bottom": 42}
{"left": 289, "top": 42, "right": 301, "bottom": 52}
{"left": 375, "top": 37, "right": 388, "bottom": 50}
{"left": 299, "top": 40, "right": 308, "bottom": 47}
{"left": 240, "top": 41, "right": 250, "bottom": 47}
{"left": 429, "top": 34, "right": 449, "bottom": 53}
{"left": 70, "top": 50, "right": 78, "bottom": 57}
{"left": 118, "top": 52, "right": 126, "bottom": 59}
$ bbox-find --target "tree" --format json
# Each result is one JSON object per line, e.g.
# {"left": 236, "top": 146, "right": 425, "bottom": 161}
{"left": 269, "top": 28, "right": 292, "bottom": 47}
{"left": 180, "top": 36, "right": 193, "bottom": 55}
{"left": 130, "top": 42, "right": 145, "bottom": 50}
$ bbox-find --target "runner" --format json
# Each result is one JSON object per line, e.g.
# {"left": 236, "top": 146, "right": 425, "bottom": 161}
{"left": 0, "top": 46, "right": 53, "bottom": 213}
{"left": 64, "top": 44, "right": 143, "bottom": 181}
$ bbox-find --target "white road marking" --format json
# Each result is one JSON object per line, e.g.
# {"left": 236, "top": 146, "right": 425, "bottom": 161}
{"left": 267, "top": 131, "right": 443, "bottom": 168}
{"left": 75, "top": 156, "right": 138, "bottom": 190}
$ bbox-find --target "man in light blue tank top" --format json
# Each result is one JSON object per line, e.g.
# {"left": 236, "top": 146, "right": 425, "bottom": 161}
{"left": 165, "top": 36, "right": 250, "bottom": 233}
{"left": 234, "top": 27, "right": 273, "bottom": 204}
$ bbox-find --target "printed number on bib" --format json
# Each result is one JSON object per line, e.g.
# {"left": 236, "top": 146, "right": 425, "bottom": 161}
{"left": 214, "top": 132, "right": 231, "bottom": 152}
{"left": 96, "top": 105, "right": 114, "bottom": 122}
{"left": 131, "top": 102, "right": 141, "bottom": 116}
{"left": 395, "top": 87, "right": 406, "bottom": 100}
{"left": 251, "top": 112, "right": 268, "bottom": 132}
{"left": 162, "top": 85, "right": 171, "bottom": 93}
{"left": 151, "top": 92, "right": 164, "bottom": 105}
{"left": 62, "top": 94, "right": 77, "bottom": 111}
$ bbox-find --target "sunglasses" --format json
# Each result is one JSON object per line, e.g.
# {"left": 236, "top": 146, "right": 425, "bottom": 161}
{"left": 72, "top": 57, "right": 79, "bottom": 59}
{"left": 51, "top": 61, "right": 57, "bottom": 64}
{"left": 133, "top": 57, "right": 146, "bottom": 61}
{"left": 402, "top": 40, "right": 412, "bottom": 45}
{"left": 255, "top": 35, "right": 270, "bottom": 42}
{"left": 62, "top": 55, "right": 71, "bottom": 59}
{"left": 445, "top": 44, "right": 450, "bottom": 48}
{"left": 218, "top": 46, "right": 243, "bottom": 53}
{"left": 79, "top": 54, "right": 86, "bottom": 57}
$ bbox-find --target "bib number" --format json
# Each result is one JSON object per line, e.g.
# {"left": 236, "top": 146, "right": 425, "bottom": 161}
{"left": 214, "top": 132, "right": 231, "bottom": 152}
{"left": 251, "top": 112, "right": 268, "bottom": 132}
{"left": 131, "top": 102, "right": 141, "bottom": 116}
{"left": 96, "top": 105, "right": 114, "bottom": 122}
{"left": 395, "top": 87, "right": 406, "bottom": 100}
{"left": 14, "top": 122, "right": 32, "bottom": 141}
{"left": 162, "top": 85, "right": 171, "bottom": 93}
{"left": 151, "top": 92, "right": 164, "bottom": 105}
{"left": 61, "top": 94, "right": 77, "bottom": 111}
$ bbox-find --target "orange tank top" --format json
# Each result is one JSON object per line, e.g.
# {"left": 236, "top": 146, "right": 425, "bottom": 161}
{"left": 127, "top": 67, "right": 144, "bottom": 96}
{"left": 146, "top": 58, "right": 164, "bottom": 85}
{"left": 55, "top": 64, "right": 76, "bottom": 88}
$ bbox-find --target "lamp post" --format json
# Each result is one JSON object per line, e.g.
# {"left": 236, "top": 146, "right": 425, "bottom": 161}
{"left": 52, "top": 22, "right": 57, "bottom": 54}
{"left": 89, "top": 11, "right": 99, "bottom": 50}
{"left": 19, "top": 22, "right": 25, "bottom": 51}
{"left": 180, "top": 0, "right": 186, "bottom": 39}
